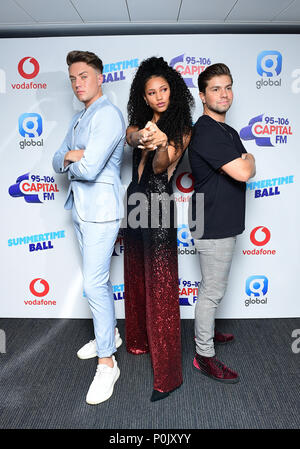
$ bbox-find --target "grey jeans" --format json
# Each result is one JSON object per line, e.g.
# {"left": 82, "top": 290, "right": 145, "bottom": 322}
{"left": 194, "top": 236, "right": 236, "bottom": 357}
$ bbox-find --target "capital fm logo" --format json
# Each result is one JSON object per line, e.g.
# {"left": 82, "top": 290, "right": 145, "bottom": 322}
{"left": 25, "top": 278, "right": 56, "bottom": 306}
{"left": 242, "top": 226, "right": 276, "bottom": 256}
{"left": 256, "top": 51, "right": 282, "bottom": 89}
{"left": 112, "top": 236, "right": 124, "bottom": 256}
{"left": 245, "top": 275, "right": 269, "bottom": 307}
{"left": 9, "top": 173, "right": 59, "bottom": 203}
{"left": 240, "top": 113, "right": 292, "bottom": 147}
{"left": 170, "top": 54, "right": 211, "bottom": 88}
{"left": 11, "top": 57, "right": 47, "bottom": 90}
{"left": 179, "top": 278, "right": 199, "bottom": 306}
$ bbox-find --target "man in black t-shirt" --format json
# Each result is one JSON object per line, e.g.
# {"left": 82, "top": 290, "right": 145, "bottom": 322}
{"left": 188, "top": 63, "right": 256, "bottom": 383}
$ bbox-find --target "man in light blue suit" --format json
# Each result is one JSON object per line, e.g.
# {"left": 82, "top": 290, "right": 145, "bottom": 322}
{"left": 53, "top": 51, "right": 125, "bottom": 405}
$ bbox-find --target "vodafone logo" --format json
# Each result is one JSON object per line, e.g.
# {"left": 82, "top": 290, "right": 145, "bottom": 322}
{"left": 250, "top": 226, "right": 271, "bottom": 246}
{"left": 18, "top": 57, "right": 40, "bottom": 79}
{"left": 29, "top": 278, "right": 50, "bottom": 297}
{"left": 176, "top": 172, "right": 194, "bottom": 193}
{"left": 242, "top": 226, "right": 275, "bottom": 256}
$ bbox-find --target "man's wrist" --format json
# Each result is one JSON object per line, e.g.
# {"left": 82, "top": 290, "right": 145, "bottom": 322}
{"left": 157, "top": 142, "right": 168, "bottom": 153}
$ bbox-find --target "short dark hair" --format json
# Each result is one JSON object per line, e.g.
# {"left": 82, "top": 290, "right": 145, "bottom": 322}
{"left": 66, "top": 50, "right": 103, "bottom": 73}
{"left": 198, "top": 63, "right": 233, "bottom": 93}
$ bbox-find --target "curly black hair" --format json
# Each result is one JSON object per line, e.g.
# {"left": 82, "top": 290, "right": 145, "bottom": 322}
{"left": 127, "top": 56, "right": 194, "bottom": 149}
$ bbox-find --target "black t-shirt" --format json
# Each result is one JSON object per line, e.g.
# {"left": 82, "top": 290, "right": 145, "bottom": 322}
{"left": 188, "top": 114, "right": 247, "bottom": 239}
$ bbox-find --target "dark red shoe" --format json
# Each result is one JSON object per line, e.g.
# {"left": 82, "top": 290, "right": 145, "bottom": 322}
{"left": 214, "top": 330, "right": 234, "bottom": 345}
{"left": 193, "top": 354, "right": 239, "bottom": 383}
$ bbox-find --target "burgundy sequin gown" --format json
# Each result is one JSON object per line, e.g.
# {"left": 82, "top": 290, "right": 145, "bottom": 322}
{"left": 123, "top": 148, "right": 183, "bottom": 393}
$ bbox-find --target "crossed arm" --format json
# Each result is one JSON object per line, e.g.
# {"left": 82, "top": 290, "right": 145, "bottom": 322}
{"left": 64, "top": 149, "right": 85, "bottom": 168}
{"left": 221, "top": 152, "right": 256, "bottom": 182}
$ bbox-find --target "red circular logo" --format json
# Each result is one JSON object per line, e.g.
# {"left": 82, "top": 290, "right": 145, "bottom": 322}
{"left": 176, "top": 172, "right": 194, "bottom": 193}
{"left": 18, "top": 57, "right": 40, "bottom": 79}
{"left": 29, "top": 278, "right": 50, "bottom": 297}
{"left": 250, "top": 226, "right": 271, "bottom": 246}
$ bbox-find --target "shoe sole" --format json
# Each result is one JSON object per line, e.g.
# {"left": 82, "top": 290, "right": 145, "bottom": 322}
{"left": 193, "top": 360, "right": 239, "bottom": 384}
{"left": 86, "top": 367, "right": 120, "bottom": 405}
{"left": 77, "top": 337, "right": 123, "bottom": 360}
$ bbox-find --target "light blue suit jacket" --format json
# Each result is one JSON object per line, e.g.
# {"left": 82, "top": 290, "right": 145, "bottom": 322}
{"left": 53, "top": 95, "right": 125, "bottom": 222}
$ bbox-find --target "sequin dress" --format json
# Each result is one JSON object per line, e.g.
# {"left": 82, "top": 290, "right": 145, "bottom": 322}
{"left": 123, "top": 147, "right": 183, "bottom": 393}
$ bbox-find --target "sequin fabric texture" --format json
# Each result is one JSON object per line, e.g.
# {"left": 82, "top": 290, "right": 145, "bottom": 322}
{"left": 123, "top": 148, "right": 183, "bottom": 393}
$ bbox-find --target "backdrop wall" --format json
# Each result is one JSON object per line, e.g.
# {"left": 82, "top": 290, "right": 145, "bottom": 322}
{"left": 1, "top": 34, "right": 299, "bottom": 319}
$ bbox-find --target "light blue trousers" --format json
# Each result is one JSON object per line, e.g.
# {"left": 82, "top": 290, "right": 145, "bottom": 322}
{"left": 72, "top": 206, "right": 121, "bottom": 358}
{"left": 194, "top": 237, "right": 236, "bottom": 357}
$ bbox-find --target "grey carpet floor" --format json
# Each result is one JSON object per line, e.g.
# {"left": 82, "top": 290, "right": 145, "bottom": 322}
{"left": 0, "top": 317, "right": 299, "bottom": 429}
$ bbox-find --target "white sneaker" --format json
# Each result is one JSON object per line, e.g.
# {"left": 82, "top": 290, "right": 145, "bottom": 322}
{"left": 77, "top": 328, "right": 122, "bottom": 359}
{"left": 86, "top": 356, "right": 120, "bottom": 405}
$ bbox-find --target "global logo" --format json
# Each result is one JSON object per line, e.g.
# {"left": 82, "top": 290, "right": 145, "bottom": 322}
{"left": 245, "top": 275, "right": 268, "bottom": 307}
{"left": 257, "top": 51, "right": 282, "bottom": 77}
{"left": 18, "top": 113, "right": 44, "bottom": 149}
{"left": 246, "top": 275, "right": 268, "bottom": 297}
{"left": 256, "top": 51, "right": 282, "bottom": 89}
{"left": 19, "top": 113, "right": 42, "bottom": 138}
{"left": 177, "top": 224, "right": 194, "bottom": 247}
{"left": 29, "top": 278, "right": 49, "bottom": 297}
{"left": 250, "top": 226, "right": 271, "bottom": 246}
{"left": 240, "top": 114, "right": 292, "bottom": 147}
{"left": 18, "top": 57, "right": 40, "bottom": 79}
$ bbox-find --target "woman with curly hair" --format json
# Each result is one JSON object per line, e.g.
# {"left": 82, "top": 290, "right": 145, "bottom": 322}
{"left": 123, "top": 56, "right": 194, "bottom": 402}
